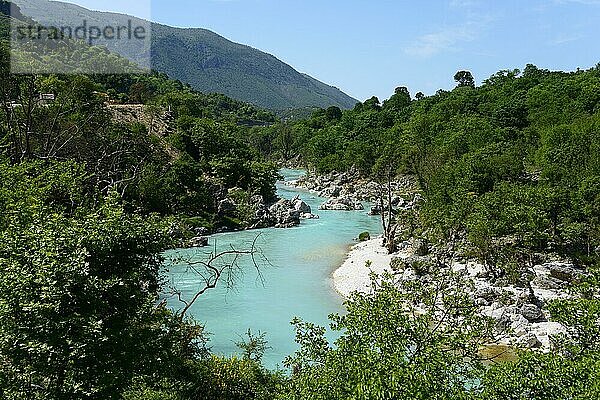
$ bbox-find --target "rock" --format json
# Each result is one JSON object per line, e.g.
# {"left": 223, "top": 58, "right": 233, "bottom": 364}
{"left": 320, "top": 185, "right": 341, "bottom": 198}
{"left": 218, "top": 198, "right": 236, "bottom": 215}
{"left": 337, "top": 173, "right": 350, "bottom": 185}
{"left": 401, "top": 255, "right": 432, "bottom": 276}
{"left": 494, "top": 314, "right": 512, "bottom": 334}
{"left": 514, "top": 327, "right": 529, "bottom": 338}
{"left": 476, "top": 286, "right": 502, "bottom": 303}
{"left": 413, "top": 239, "right": 430, "bottom": 256}
{"left": 476, "top": 297, "right": 491, "bottom": 307}
{"left": 268, "top": 199, "right": 301, "bottom": 228}
{"left": 319, "top": 197, "right": 364, "bottom": 211}
{"left": 301, "top": 213, "right": 319, "bottom": 219}
{"left": 521, "top": 303, "right": 544, "bottom": 322}
{"left": 194, "top": 227, "right": 210, "bottom": 236}
{"left": 189, "top": 236, "right": 209, "bottom": 247}
{"left": 293, "top": 199, "right": 312, "bottom": 214}
{"left": 321, "top": 202, "right": 350, "bottom": 211}
{"left": 531, "top": 275, "right": 563, "bottom": 290}
{"left": 510, "top": 314, "right": 530, "bottom": 330}
{"left": 250, "top": 194, "right": 265, "bottom": 206}
{"left": 517, "top": 333, "right": 542, "bottom": 349}
{"left": 369, "top": 204, "right": 382, "bottom": 215}
{"left": 547, "top": 262, "right": 582, "bottom": 283}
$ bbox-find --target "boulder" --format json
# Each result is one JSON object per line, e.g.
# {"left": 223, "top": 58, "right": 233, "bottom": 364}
{"left": 547, "top": 262, "right": 582, "bottom": 283}
{"left": 301, "top": 213, "right": 319, "bottom": 219}
{"left": 189, "top": 236, "right": 209, "bottom": 248}
{"left": 319, "top": 197, "right": 364, "bottom": 211}
{"left": 517, "top": 333, "right": 542, "bottom": 349}
{"left": 293, "top": 199, "right": 312, "bottom": 214}
{"left": 268, "top": 199, "right": 301, "bottom": 228}
{"left": 476, "top": 286, "right": 501, "bottom": 302}
{"left": 531, "top": 275, "right": 563, "bottom": 290}
{"left": 521, "top": 303, "right": 544, "bottom": 322}
{"left": 218, "top": 198, "right": 236, "bottom": 215}
{"left": 494, "top": 315, "right": 512, "bottom": 335}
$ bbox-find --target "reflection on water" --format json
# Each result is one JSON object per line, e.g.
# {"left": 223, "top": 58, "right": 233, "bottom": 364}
{"left": 165, "top": 169, "right": 382, "bottom": 369}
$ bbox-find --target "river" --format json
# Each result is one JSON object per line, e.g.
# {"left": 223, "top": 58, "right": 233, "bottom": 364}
{"left": 165, "top": 169, "right": 382, "bottom": 369}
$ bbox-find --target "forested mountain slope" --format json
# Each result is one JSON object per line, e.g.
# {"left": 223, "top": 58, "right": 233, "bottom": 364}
{"left": 14, "top": 0, "right": 358, "bottom": 111}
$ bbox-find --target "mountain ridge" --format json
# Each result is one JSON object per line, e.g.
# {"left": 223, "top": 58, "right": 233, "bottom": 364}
{"left": 13, "top": 0, "right": 359, "bottom": 111}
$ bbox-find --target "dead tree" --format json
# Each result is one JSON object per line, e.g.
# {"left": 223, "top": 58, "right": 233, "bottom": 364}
{"left": 166, "top": 234, "right": 266, "bottom": 321}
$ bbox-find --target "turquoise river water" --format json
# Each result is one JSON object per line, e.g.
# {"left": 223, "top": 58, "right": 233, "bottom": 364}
{"left": 165, "top": 169, "right": 382, "bottom": 369}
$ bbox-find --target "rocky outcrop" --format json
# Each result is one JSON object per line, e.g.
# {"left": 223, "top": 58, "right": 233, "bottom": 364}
{"left": 452, "top": 258, "right": 578, "bottom": 350}
{"left": 285, "top": 169, "right": 418, "bottom": 205}
{"left": 547, "top": 262, "right": 584, "bottom": 283}
{"left": 249, "top": 195, "right": 318, "bottom": 229}
{"left": 342, "top": 236, "right": 580, "bottom": 352}
{"left": 319, "top": 197, "right": 364, "bottom": 211}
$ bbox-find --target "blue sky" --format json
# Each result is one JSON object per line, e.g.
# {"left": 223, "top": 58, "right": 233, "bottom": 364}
{"left": 62, "top": 0, "right": 600, "bottom": 102}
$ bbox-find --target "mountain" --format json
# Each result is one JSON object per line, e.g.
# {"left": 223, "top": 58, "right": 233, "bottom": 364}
{"left": 13, "top": 0, "right": 358, "bottom": 111}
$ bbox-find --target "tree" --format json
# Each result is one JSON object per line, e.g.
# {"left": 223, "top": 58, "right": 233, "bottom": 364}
{"left": 274, "top": 123, "right": 294, "bottom": 161}
{"left": 283, "top": 270, "right": 494, "bottom": 399}
{"left": 454, "top": 70, "right": 475, "bottom": 88}
{"left": 383, "top": 86, "right": 411, "bottom": 111}
{"left": 0, "top": 193, "right": 197, "bottom": 399}
{"left": 325, "top": 106, "right": 342, "bottom": 121}
{"left": 373, "top": 142, "right": 404, "bottom": 254}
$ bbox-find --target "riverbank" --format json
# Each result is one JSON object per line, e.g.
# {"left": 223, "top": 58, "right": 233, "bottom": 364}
{"left": 333, "top": 236, "right": 395, "bottom": 297}
{"left": 333, "top": 236, "right": 576, "bottom": 352}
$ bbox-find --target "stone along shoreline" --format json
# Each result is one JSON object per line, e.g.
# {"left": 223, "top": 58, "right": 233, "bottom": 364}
{"left": 287, "top": 169, "right": 582, "bottom": 352}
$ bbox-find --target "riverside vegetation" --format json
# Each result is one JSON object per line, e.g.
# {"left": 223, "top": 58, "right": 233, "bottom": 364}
{"left": 1, "top": 1, "right": 600, "bottom": 398}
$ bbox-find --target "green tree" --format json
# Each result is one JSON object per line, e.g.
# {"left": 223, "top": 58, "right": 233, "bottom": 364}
{"left": 283, "top": 271, "right": 493, "bottom": 399}
{"left": 454, "top": 70, "right": 476, "bottom": 88}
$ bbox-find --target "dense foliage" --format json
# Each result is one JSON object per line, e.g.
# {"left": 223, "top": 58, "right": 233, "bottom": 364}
{"left": 1, "top": 5, "right": 285, "bottom": 398}
{"left": 2, "top": 2, "right": 600, "bottom": 399}
{"left": 2, "top": 2, "right": 281, "bottom": 233}
{"left": 255, "top": 66, "right": 600, "bottom": 269}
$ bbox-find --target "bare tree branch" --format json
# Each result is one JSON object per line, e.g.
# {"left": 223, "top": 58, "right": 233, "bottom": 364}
{"left": 165, "top": 234, "right": 266, "bottom": 321}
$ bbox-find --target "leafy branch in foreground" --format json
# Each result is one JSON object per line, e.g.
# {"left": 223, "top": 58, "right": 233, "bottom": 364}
{"left": 282, "top": 269, "right": 495, "bottom": 400}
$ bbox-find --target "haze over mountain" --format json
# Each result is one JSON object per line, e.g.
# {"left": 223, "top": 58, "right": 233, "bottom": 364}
{"left": 14, "top": 0, "right": 358, "bottom": 111}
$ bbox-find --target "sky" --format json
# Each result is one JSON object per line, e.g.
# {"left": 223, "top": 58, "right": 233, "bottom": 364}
{"left": 61, "top": 0, "right": 600, "bottom": 102}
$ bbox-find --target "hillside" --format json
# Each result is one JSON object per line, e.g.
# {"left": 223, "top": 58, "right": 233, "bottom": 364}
{"left": 13, "top": 0, "right": 358, "bottom": 111}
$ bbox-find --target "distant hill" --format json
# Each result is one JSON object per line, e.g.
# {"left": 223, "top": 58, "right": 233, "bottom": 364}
{"left": 13, "top": 0, "right": 358, "bottom": 111}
